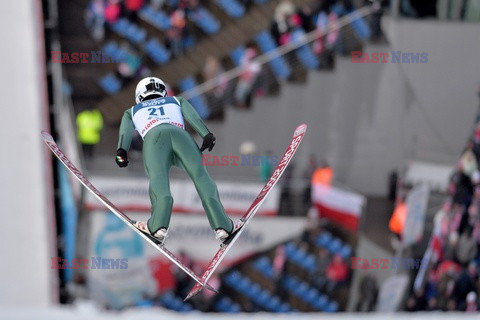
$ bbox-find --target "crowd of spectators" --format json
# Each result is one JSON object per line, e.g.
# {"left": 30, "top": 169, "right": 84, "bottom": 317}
{"left": 85, "top": 0, "right": 203, "bottom": 46}
{"left": 85, "top": 0, "right": 231, "bottom": 97}
{"left": 270, "top": 0, "right": 345, "bottom": 64}
{"left": 84, "top": 0, "right": 376, "bottom": 119}
{"left": 198, "top": 0, "right": 376, "bottom": 115}
{"left": 404, "top": 93, "right": 480, "bottom": 312}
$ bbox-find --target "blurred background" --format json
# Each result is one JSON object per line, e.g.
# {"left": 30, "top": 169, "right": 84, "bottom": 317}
{"left": 1, "top": 0, "right": 480, "bottom": 318}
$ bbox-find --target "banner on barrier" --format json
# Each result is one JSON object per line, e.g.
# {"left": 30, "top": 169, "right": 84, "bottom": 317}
{"left": 85, "top": 176, "right": 280, "bottom": 216}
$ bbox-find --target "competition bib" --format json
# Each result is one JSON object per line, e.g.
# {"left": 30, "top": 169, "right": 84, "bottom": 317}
{"left": 131, "top": 97, "right": 185, "bottom": 138}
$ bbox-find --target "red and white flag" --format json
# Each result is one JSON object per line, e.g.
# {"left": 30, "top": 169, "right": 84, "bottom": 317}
{"left": 312, "top": 184, "right": 365, "bottom": 231}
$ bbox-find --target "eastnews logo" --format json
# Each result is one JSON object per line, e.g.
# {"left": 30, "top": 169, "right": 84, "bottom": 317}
{"left": 51, "top": 257, "right": 128, "bottom": 269}
{"left": 351, "top": 257, "right": 427, "bottom": 270}
{"left": 51, "top": 51, "right": 123, "bottom": 64}
{"left": 202, "top": 154, "right": 279, "bottom": 167}
{"left": 351, "top": 51, "right": 428, "bottom": 64}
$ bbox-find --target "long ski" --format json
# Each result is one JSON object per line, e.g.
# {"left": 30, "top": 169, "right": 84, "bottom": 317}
{"left": 184, "top": 123, "right": 307, "bottom": 300}
{"left": 41, "top": 131, "right": 216, "bottom": 292}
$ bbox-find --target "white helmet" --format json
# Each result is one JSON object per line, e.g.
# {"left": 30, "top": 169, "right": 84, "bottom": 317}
{"left": 135, "top": 77, "right": 167, "bottom": 104}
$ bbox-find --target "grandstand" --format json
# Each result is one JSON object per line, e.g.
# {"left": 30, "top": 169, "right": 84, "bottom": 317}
{"left": 1, "top": 0, "right": 480, "bottom": 319}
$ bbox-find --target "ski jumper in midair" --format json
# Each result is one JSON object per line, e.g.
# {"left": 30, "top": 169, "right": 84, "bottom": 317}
{"left": 115, "top": 77, "right": 240, "bottom": 243}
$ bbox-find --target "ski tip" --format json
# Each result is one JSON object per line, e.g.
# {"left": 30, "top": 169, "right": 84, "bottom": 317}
{"left": 184, "top": 286, "right": 203, "bottom": 301}
{"left": 204, "top": 283, "right": 219, "bottom": 294}
{"left": 41, "top": 131, "right": 54, "bottom": 141}
{"left": 184, "top": 283, "right": 218, "bottom": 301}
{"left": 294, "top": 124, "right": 307, "bottom": 136}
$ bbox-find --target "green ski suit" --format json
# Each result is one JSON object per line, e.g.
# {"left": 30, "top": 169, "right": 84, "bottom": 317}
{"left": 117, "top": 96, "right": 233, "bottom": 235}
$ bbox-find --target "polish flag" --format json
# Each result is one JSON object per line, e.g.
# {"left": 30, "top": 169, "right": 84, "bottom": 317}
{"left": 312, "top": 184, "right": 365, "bottom": 231}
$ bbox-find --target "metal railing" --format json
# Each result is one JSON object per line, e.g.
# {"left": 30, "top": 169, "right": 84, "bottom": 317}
{"left": 180, "top": 4, "right": 376, "bottom": 99}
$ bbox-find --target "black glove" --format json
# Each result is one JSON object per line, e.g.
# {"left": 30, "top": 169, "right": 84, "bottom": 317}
{"left": 115, "top": 148, "right": 129, "bottom": 167}
{"left": 200, "top": 133, "right": 216, "bottom": 152}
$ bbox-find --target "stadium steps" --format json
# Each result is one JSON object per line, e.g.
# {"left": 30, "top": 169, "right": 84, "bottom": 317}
{"left": 96, "top": 0, "right": 317, "bottom": 125}
{"left": 57, "top": 0, "right": 112, "bottom": 104}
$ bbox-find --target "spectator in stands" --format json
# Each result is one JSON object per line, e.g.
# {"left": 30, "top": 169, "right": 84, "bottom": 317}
{"left": 426, "top": 297, "right": 439, "bottom": 311}
{"left": 443, "top": 232, "right": 459, "bottom": 261}
{"left": 431, "top": 234, "right": 444, "bottom": 264}
{"left": 446, "top": 298, "right": 458, "bottom": 311}
{"left": 412, "top": 287, "right": 427, "bottom": 311}
{"left": 116, "top": 45, "right": 143, "bottom": 84}
{"left": 171, "top": 7, "right": 186, "bottom": 29}
{"left": 297, "top": 5, "right": 315, "bottom": 33}
{"left": 311, "top": 162, "right": 335, "bottom": 222}
{"left": 405, "top": 295, "right": 418, "bottom": 311}
{"left": 234, "top": 47, "right": 261, "bottom": 109}
{"left": 259, "top": 150, "right": 273, "bottom": 183}
{"left": 451, "top": 165, "right": 474, "bottom": 207}
{"left": 406, "top": 288, "right": 433, "bottom": 312}
{"left": 325, "top": 254, "right": 348, "bottom": 293}
{"left": 150, "top": 0, "right": 165, "bottom": 10}
{"left": 449, "top": 203, "right": 464, "bottom": 234}
{"left": 302, "top": 154, "right": 318, "bottom": 212}
{"left": 76, "top": 107, "right": 104, "bottom": 159}
{"left": 311, "top": 160, "right": 334, "bottom": 186}
{"left": 472, "top": 207, "right": 480, "bottom": 243}
{"left": 437, "top": 269, "right": 457, "bottom": 310}
{"left": 273, "top": 245, "right": 286, "bottom": 278}
{"left": 455, "top": 262, "right": 477, "bottom": 304}
{"left": 201, "top": 55, "right": 228, "bottom": 118}
{"left": 165, "top": 26, "right": 184, "bottom": 57}
{"left": 456, "top": 226, "right": 478, "bottom": 266}
{"left": 460, "top": 140, "right": 478, "bottom": 179}
{"left": 425, "top": 270, "right": 439, "bottom": 301}
{"left": 315, "top": 247, "right": 331, "bottom": 276}
{"left": 368, "top": 0, "right": 385, "bottom": 42}
{"left": 164, "top": 7, "right": 189, "bottom": 57}
{"left": 460, "top": 140, "right": 478, "bottom": 180}
{"left": 271, "top": 0, "right": 296, "bottom": 45}
{"left": 185, "top": 0, "right": 201, "bottom": 14}
{"left": 124, "top": 0, "right": 145, "bottom": 21}
{"left": 312, "top": 10, "right": 338, "bottom": 69}
{"left": 104, "top": 0, "right": 122, "bottom": 24}
{"left": 85, "top": 0, "right": 106, "bottom": 41}
{"left": 463, "top": 291, "right": 479, "bottom": 311}
{"left": 355, "top": 272, "right": 378, "bottom": 311}
{"left": 278, "top": 162, "right": 294, "bottom": 215}
{"left": 273, "top": 245, "right": 287, "bottom": 299}
{"left": 202, "top": 55, "right": 227, "bottom": 99}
